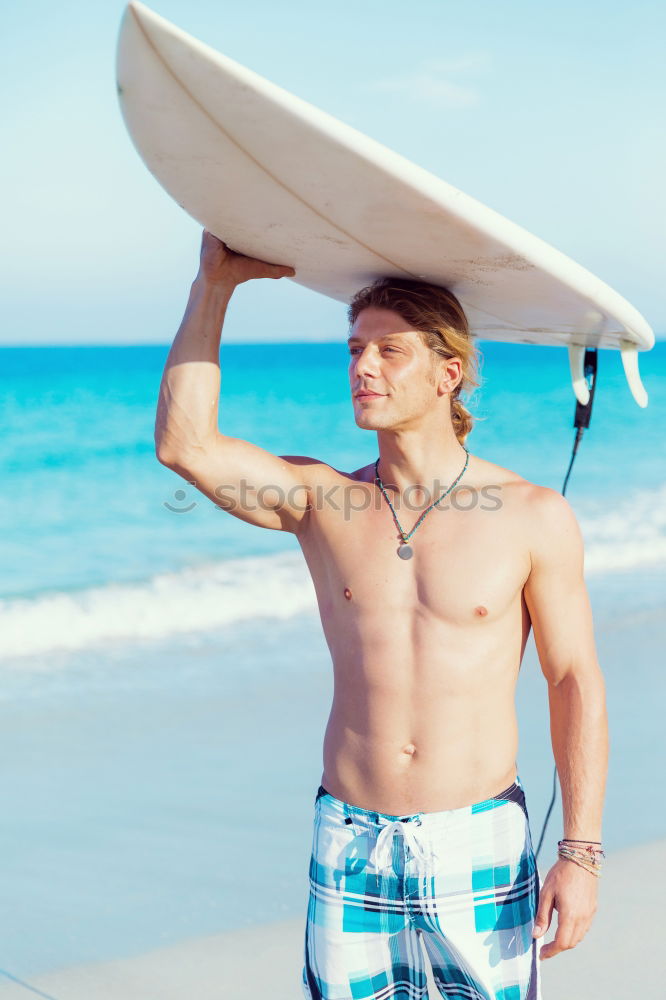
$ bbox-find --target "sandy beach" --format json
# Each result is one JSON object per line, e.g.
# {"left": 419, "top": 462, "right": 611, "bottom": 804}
{"left": 0, "top": 835, "right": 662, "bottom": 999}
{"left": 1, "top": 591, "right": 665, "bottom": 999}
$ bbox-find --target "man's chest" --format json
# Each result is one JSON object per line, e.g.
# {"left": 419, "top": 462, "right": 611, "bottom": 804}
{"left": 301, "top": 484, "right": 531, "bottom": 627}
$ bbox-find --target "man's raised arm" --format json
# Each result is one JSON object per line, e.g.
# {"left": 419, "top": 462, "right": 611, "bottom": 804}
{"left": 155, "top": 231, "right": 315, "bottom": 534}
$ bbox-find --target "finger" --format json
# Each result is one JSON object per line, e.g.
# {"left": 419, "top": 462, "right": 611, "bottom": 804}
{"left": 202, "top": 229, "right": 223, "bottom": 245}
{"left": 569, "top": 918, "right": 589, "bottom": 948}
{"left": 270, "top": 264, "right": 296, "bottom": 278}
{"left": 532, "top": 889, "right": 555, "bottom": 938}
{"left": 200, "top": 230, "right": 228, "bottom": 256}
{"left": 541, "top": 919, "right": 576, "bottom": 960}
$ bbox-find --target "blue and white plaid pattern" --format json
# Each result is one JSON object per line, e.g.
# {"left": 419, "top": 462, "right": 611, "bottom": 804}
{"left": 302, "top": 776, "right": 541, "bottom": 999}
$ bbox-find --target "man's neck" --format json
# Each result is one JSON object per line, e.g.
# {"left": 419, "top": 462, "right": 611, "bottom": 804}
{"left": 375, "top": 430, "right": 470, "bottom": 496}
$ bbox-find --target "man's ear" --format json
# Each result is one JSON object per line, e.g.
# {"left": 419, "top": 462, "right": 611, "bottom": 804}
{"left": 438, "top": 356, "right": 462, "bottom": 396}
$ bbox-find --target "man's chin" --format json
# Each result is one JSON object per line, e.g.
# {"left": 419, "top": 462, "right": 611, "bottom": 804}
{"left": 354, "top": 415, "right": 389, "bottom": 431}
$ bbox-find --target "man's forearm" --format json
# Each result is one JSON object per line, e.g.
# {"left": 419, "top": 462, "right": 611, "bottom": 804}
{"left": 547, "top": 667, "right": 609, "bottom": 841}
{"left": 154, "top": 275, "right": 235, "bottom": 463}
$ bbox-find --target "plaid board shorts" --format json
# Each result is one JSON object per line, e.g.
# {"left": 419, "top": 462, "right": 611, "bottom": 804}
{"left": 302, "top": 775, "right": 541, "bottom": 1000}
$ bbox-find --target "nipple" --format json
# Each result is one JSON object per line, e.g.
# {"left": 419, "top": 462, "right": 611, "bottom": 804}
{"left": 474, "top": 605, "right": 488, "bottom": 617}
{"left": 343, "top": 588, "right": 352, "bottom": 601}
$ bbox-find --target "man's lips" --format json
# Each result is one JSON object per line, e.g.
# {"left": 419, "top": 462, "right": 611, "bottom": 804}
{"left": 354, "top": 390, "right": 385, "bottom": 398}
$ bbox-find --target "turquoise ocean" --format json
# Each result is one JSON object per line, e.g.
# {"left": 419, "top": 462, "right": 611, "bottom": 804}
{"left": 1, "top": 339, "right": 665, "bottom": 980}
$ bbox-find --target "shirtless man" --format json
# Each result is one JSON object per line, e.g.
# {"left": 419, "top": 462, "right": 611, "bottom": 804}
{"left": 155, "top": 232, "right": 608, "bottom": 1000}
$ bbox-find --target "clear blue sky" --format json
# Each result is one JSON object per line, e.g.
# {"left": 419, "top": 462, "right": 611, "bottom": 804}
{"left": 3, "top": 0, "right": 664, "bottom": 344}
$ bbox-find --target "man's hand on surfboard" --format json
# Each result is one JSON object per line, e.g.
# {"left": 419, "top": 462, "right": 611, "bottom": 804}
{"left": 197, "top": 230, "right": 296, "bottom": 288}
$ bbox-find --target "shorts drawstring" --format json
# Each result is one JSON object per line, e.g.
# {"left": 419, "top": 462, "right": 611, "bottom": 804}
{"left": 370, "top": 817, "right": 433, "bottom": 874}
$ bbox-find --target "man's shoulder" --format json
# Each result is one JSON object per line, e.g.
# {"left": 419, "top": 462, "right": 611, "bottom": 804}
{"left": 522, "top": 480, "right": 580, "bottom": 528}
{"left": 515, "top": 481, "right": 584, "bottom": 571}
{"left": 472, "top": 458, "right": 573, "bottom": 511}
{"left": 463, "top": 455, "right": 533, "bottom": 503}
{"left": 468, "top": 459, "right": 583, "bottom": 543}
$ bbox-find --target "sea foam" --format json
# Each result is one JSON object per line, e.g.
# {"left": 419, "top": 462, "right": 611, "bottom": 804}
{"left": 0, "top": 551, "right": 317, "bottom": 658}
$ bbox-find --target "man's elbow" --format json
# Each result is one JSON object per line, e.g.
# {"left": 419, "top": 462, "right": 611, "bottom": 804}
{"left": 546, "top": 656, "right": 605, "bottom": 693}
{"left": 155, "top": 437, "right": 175, "bottom": 466}
{"left": 155, "top": 440, "right": 193, "bottom": 475}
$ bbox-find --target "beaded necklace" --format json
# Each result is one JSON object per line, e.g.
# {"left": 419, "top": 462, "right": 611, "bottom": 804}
{"left": 374, "top": 448, "right": 470, "bottom": 559}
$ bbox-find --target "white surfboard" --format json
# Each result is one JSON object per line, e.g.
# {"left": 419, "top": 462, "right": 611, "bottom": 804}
{"left": 116, "top": 1, "right": 654, "bottom": 407}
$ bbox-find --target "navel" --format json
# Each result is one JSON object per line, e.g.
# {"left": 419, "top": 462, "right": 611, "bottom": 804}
{"left": 343, "top": 587, "right": 352, "bottom": 601}
{"left": 402, "top": 743, "right": 416, "bottom": 755}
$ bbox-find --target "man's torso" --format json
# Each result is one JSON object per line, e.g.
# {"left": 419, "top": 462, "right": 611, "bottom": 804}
{"left": 296, "top": 453, "right": 538, "bottom": 815}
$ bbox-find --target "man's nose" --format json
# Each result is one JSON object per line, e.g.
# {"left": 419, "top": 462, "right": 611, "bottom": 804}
{"left": 352, "top": 347, "right": 380, "bottom": 377}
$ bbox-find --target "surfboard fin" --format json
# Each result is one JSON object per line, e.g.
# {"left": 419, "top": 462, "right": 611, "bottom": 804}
{"left": 620, "top": 340, "right": 649, "bottom": 408}
{"left": 569, "top": 342, "right": 649, "bottom": 408}
{"left": 568, "top": 345, "right": 590, "bottom": 406}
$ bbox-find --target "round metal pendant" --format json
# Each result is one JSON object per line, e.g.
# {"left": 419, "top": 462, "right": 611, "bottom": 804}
{"left": 397, "top": 543, "right": 414, "bottom": 560}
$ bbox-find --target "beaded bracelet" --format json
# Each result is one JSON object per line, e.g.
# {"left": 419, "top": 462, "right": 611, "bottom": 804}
{"left": 557, "top": 849, "right": 603, "bottom": 877}
{"left": 557, "top": 840, "right": 605, "bottom": 878}
{"left": 558, "top": 840, "right": 605, "bottom": 859}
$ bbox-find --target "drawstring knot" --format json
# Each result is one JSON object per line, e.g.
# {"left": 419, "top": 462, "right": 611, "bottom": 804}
{"left": 370, "top": 818, "right": 435, "bottom": 873}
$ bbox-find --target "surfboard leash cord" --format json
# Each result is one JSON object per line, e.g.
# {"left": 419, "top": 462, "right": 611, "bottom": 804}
{"left": 533, "top": 347, "right": 598, "bottom": 862}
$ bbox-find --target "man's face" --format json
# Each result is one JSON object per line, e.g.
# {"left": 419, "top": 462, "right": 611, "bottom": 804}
{"left": 348, "top": 306, "right": 444, "bottom": 431}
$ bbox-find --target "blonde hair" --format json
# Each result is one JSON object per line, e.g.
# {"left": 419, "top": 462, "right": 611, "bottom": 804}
{"left": 348, "top": 278, "right": 482, "bottom": 444}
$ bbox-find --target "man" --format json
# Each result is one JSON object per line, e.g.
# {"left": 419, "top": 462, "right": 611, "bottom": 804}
{"left": 156, "top": 231, "right": 608, "bottom": 1000}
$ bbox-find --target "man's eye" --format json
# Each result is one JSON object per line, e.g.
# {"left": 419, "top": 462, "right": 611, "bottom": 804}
{"left": 348, "top": 346, "right": 398, "bottom": 355}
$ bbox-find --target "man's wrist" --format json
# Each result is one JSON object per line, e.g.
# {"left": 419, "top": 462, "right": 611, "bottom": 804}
{"left": 192, "top": 272, "right": 237, "bottom": 300}
{"left": 557, "top": 839, "right": 605, "bottom": 878}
